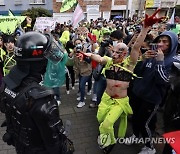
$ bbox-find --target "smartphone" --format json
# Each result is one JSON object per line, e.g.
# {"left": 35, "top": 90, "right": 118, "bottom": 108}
{"left": 150, "top": 43, "right": 158, "bottom": 51}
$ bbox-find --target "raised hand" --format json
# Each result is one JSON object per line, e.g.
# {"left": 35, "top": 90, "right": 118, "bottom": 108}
{"left": 144, "top": 9, "right": 165, "bottom": 27}
{"left": 76, "top": 53, "right": 84, "bottom": 62}
{"left": 76, "top": 51, "right": 90, "bottom": 61}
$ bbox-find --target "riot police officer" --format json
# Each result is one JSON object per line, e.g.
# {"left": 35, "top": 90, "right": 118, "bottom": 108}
{"left": 0, "top": 32, "right": 74, "bottom": 154}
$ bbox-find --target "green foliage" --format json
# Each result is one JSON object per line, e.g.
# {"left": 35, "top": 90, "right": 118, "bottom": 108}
{"left": 175, "top": 5, "right": 180, "bottom": 17}
{"left": 21, "top": 7, "right": 52, "bottom": 27}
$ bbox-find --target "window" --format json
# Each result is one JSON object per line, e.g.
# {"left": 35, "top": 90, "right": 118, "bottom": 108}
{"left": 15, "top": 0, "right": 22, "bottom": 5}
{"left": 0, "top": 0, "right": 5, "bottom": 5}
{"left": 29, "top": 0, "right": 45, "bottom": 4}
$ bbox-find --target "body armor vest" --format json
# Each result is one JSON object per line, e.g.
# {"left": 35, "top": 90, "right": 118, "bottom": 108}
{"left": 0, "top": 81, "right": 56, "bottom": 153}
{"left": 0, "top": 78, "right": 74, "bottom": 154}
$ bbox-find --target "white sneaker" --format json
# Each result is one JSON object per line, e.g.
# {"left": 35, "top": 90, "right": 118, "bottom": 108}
{"left": 77, "top": 96, "right": 86, "bottom": 101}
{"left": 57, "top": 100, "right": 61, "bottom": 106}
{"left": 66, "top": 90, "right": 70, "bottom": 94}
{"left": 92, "top": 94, "right": 97, "bottom": 102}
{"left": 77, "top": 102, "right": 85, "bottom": 108}
{"left": 72, "top": 86, "right": 75, "bottom": 90}
{"left": 141, "top": 146, "right": 148, "bottom": 151}
{"left": 124, "top": 134, "right": 138, "bottom": 145}
{"left": 138, "top": 146, "right": 156, "bottom": 154}
{"left": 87, "top": 90, "right": 92, "bottom": 95}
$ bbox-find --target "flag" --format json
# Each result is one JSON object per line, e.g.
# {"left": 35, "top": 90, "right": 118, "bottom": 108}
{"left": 145, "top": 0, "right": 161, "bottom": 8}
{"left": 145, "top": 0, "right": 154, "bottom": 8}
{"left": 168, "top": 8, "right": 175, "bottom": 24}
{"left": 72, "top": 4, "right": 85, "bottom": 28}
{"left": 8, "top": 9, "right": 14, "bottom": 16}
{"left": 163, "top": 131, "right": 180, "bottom": 154}
{"left": 60, "top": 0, "right": 77, "bottom": 13}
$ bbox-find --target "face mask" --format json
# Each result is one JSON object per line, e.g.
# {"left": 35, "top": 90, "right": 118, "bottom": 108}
{"left": 129, "top": 32, "right": 134, "bottom": 35}
{"left": 113, "top": 41, "right": 118, "bottom": 46}
{"left": 75, "top": 43, "right": 83, "bottom": 52}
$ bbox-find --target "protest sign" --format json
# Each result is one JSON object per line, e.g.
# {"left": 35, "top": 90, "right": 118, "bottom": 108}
{"left": 33, "top": 17, "right": 56, "bottom": 32}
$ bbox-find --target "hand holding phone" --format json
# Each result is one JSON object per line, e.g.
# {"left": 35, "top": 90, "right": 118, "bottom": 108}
{"left": 155, "top": 49, "right": 164, "bottom": 61}
{"left": 143, "top": 50, "right": 157, "bottom": 59}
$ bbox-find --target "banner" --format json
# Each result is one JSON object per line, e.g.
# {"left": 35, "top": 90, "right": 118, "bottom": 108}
{"left": 0, "top": 16, "right": 26, "bottom": 34}
{"left": 146, "top": 0, "right": 154, "bottom": 8}
{"left": 72, "top": 4, "right": 85, "bottom": 28}
{"left": 33, "top": 17, "right": 56, "bottom": 32}
{"left": 60, "top": 0, "right": 77, "bottom": 12}
{"left": 146, "top": 0, "right": 161, "bottom": 8}
{"left": 53, "top": 13, "right": 73, "bottom": 24}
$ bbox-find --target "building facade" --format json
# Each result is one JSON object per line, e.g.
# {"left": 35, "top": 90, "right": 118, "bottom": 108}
{"left": 0, "top": 0, "right": 177, "bottom": 19}
{"left": 145, "top": 0, "right": 177, "bottom": 17}
{"left": 53, "top": 0, "right": 178, "bottom": 21}
{"left": 53, "top": 0, "right": 131, "bottom": 20}
{"left": 0, "top": 0, "right": 53, "bottom": 15}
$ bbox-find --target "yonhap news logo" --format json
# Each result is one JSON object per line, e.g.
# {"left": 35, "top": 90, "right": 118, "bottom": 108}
{"left": 117, "top": 137, "right": 175, "bottom": 144}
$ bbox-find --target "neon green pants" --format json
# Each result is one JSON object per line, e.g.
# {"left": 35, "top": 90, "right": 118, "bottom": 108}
{"left": 97, "top": 92, "right": 133, "bottom": 145}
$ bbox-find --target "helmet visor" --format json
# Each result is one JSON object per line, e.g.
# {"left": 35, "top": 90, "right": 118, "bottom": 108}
{"left": 44, "top": 38, "right": 65, "bottom": 64}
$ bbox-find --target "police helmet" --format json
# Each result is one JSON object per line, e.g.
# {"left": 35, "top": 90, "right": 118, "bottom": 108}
{"left": 14, "top": 31, "right": 65, "bottom": 64}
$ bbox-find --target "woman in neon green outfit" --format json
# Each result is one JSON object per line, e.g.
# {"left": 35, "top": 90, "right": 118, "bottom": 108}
{"left": 82, "top": 10, "right": 164, "bottom": 154}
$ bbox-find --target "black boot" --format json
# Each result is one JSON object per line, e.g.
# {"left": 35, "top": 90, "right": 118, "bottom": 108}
{"left": 103, "top": 144, "right": 115, "bottom": 154}
{"left": 1, "top": 120, "right": 7, "bottom": 127}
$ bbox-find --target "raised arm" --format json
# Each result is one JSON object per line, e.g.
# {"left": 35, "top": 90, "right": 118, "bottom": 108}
{"left": 130, "top": 9, "right": 165, "bottom": 65}
{"left": 78, "top": 52, "right": 107, "bottom": 65}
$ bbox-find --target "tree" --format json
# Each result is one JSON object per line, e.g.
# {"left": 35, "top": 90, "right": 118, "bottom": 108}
{"left": 21, "top": 7, "right": 52, "bottom": 27}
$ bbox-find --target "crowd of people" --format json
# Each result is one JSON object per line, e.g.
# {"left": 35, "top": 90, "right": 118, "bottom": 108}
{"left": 0, "top": 9, "right": 180, "bottom": 154}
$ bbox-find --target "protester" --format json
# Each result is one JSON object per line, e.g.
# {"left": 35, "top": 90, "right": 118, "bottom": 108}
{"left": 60, "top": 26, "right": 70, "bottom": 47}
{"left": 90, "top": 30, "right": 125, "bottom": 108}
{"left": 128, "top": 19, "right": 178, "bottom": 154}
{"left": 23, "top": 16, "right": 33, "bottom": 32}
{"left": 73, "top": 38, "right": 92, "bottom": 108}
{"left": 2, "top": 35, "right": 16, "bottom": 76}
{"left": 65, "top": 40, "right": 75, "bottom": 94}
{"left": 0, "top": 34, "right": 5, "bottom": 85}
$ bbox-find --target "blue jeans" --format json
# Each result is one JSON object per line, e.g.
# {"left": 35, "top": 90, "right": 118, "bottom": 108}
{"left": 87, "top": 73, "right": 92, "bottom": 92}
{"left": 93, "top": 80, "right": 98, "bottom": 95}
{"left": 96, "top": 74, "right": 107, "bottom": 104}
{"left": 79, "top": 75, "right": 91, "bottom": 102}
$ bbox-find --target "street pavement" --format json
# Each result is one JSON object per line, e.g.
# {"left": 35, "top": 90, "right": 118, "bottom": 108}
{"left": 0, "top": 84, "right": 165, "bottom": 154}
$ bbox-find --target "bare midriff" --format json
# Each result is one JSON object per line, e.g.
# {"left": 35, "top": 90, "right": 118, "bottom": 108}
{"left": 106, "top": 79, "right": 129, "bottom": 99}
